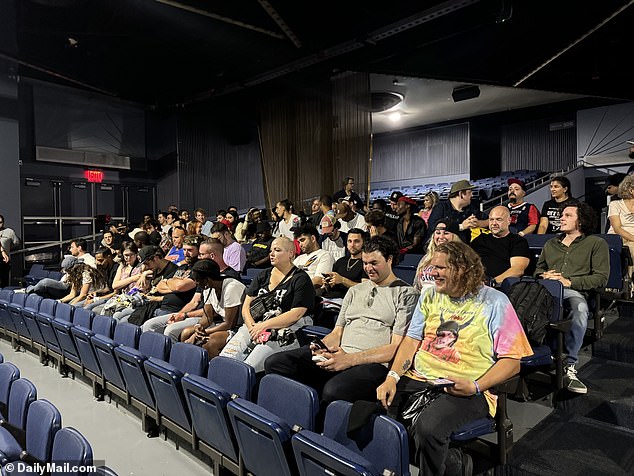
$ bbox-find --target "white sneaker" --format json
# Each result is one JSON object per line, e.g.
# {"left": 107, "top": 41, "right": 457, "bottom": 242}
{"left": 563, "top": 365, "right": 587, "bottom": 394}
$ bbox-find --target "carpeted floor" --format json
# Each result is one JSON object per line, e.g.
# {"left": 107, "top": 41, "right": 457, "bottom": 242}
{"left": 509, "top": 410, "right": 634, "bottom": 476}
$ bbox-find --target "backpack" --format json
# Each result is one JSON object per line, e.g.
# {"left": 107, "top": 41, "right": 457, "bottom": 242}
{"left": 506, "top": 280, "right": 554, "bottom": 345}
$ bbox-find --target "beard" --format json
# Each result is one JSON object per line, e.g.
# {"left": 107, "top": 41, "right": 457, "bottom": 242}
{"left": 508, "top": 194, "right": 518, "bottom": 204}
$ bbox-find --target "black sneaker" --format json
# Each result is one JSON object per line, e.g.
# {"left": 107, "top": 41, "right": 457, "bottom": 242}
{"left": 461, "top": 451, "right": 473, "bottom": 476}
{"left": 563, "top": 364, "right": 587, "bottom": 394}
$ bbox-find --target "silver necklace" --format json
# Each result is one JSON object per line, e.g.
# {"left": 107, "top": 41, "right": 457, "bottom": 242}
{"left": 347, "top": 257, "right": 361, "bottom": 272}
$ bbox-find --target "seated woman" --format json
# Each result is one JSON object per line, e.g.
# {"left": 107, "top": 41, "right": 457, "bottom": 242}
{"left": 86, "top": 242, "right": 144, "bottom": 314}
{"left": 608, "top": 174, "right": 634, "bottom": 277}
{"left": 178, "top": 260, "right": 246, "bottom": 357}
{"left": 413, "top": 218, "right": 462, "bottom": 291}
{"left": 60, "top": 263, "right": 106, "bottom": 306}
{"left": 220, "top": 236, "right": 315, "bottom": 372}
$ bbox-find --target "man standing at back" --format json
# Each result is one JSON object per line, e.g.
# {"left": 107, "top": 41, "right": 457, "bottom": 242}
{"left": 535, "top": 203, "right": 609, "bottom": 394}
{"left": 427, "top": 180, "right": 487, "bottom": 243}
{"left": 0, "top": 214, "right": 20, "bottom": 287}
{"left": 333, "top": 177, "right": 364, "bottom": 212}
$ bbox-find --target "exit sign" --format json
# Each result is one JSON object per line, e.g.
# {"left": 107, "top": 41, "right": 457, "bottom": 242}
{"left": 84, "top": 170, "right": 104, "bottom": 183}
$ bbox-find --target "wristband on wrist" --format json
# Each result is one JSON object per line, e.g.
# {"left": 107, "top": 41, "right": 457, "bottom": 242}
{"left": 184, "top": 312, "right": 188, "bottom": 319}
{"left": 473, "top": 380, "right": 481, "bottom": 395}
{"left": 387, "top": 370, "right": 401, "bottom": 383}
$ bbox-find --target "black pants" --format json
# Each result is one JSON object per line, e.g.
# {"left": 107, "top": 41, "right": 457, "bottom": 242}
{"left": 0, "top": 260, "right": 10, "bottom": 288}
{"left": 264, "top": 345, "right": 388, "bottom": 404}
{"left": 387, "top": 376, "right": 488, "bottom": 476}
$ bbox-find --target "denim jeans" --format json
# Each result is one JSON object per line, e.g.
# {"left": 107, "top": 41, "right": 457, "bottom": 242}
{"left": 563, "top": 288, "right": 589, "bottom": 365}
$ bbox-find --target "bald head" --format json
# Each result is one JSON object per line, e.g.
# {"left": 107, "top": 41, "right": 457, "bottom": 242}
{"left": 272, "top": 236, "right": 296, "bottom": 254}
{"left": 489, "top": 206, "right": 511, "bottom": 237}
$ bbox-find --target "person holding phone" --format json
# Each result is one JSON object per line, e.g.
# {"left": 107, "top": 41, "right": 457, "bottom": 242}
{"left": 265, "top": 236, "right": 418, "bottom": 405}
{"left": 376, "top": 241, "right": 532, "bottom": 476}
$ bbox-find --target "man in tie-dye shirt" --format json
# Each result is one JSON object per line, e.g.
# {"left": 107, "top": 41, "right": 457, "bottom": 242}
{"left": 377, "top": 241, "right": 532, "bottom": 476}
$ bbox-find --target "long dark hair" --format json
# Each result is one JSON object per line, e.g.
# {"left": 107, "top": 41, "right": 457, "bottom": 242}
{"left": 67, "top": 263, "right": 106, "bottom": 292}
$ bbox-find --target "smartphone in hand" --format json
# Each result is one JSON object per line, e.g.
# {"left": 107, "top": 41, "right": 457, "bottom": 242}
{"left": 430, "top": 378, "right": 455, "bottom": 388}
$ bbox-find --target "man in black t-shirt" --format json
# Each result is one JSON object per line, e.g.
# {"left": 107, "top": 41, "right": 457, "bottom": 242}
{"left": 471, "top": 206, "right": 531, "bottom": 285}
{"left": 333, "top": 177, "right": 364, "bottom": 212}
{"left": 322, "top": 228, "right": 368, "bottom": 300}
{"left": 247, "top": 222, "right": 274, "bottom": 268}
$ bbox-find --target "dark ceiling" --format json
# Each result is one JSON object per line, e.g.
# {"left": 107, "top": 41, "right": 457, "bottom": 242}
{"left": 2, "top": 0, "right": 633, "bottom": 107}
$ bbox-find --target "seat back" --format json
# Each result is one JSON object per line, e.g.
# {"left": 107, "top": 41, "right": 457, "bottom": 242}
{"left": 138, "top": 332, "right": 172, "bottom": 361}
{"left": 258, "top": 374, "right": 319, "bottom": 431}
{"left": 208, "top": 357, "right": 255, "bottom": 400}
{"left": 320, "top": 400, "right": 410, "bottom": 476}
{"left": 71, "top": 308, "right": 93, "bottom": 329}
{"left": 0, "top": 362, "right": 20, "bottom": 417}
{"left": 9, "top": 293, "right": 27, "bottom": 308}
{"left": 168, "top": 343, "right": 208, "bottom": 376}
{"left": 145, "top": 343, "right": 209, "bottom": 430}
{"left": 398, "top": 253, "right": 423, "bottom": 268}
{"left": 51, "top": 427, "right": 93, "bottom": 468}
{"left": 54, "top": 302, "right": 74, "bottom": 322}
{"left": 91, "top": 315, "right": 116, "bottom": 338}
{"left": 38, "top": 298, "right": 57, "bottom": 317}
{"left": 228, "top": 375, "right": 319, "bottom": 476}
{"left": 113, "top": 322, "right": 141, "bottom": 348}
{"left": 182, "top": 358, "right": 256, "bottom": 462}
{"left": 23, "top": 294, "right": 43, "bottom": 312}
{"left": 7, "top": 378, "right": 37, "bottom": 432}
{"left": 597, "top": 234, "right": 625, "bottom": 289}
{"left": 25, "top": 399, "right": 62, "bottom": 463}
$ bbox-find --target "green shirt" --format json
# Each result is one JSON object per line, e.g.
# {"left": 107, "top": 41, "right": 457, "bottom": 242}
{"left": 534, "top": 234, "right": 609, "bottom": 291}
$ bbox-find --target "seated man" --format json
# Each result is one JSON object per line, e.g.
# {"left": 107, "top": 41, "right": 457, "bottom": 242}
{"left": 470, "top": 206, "right": 531, "bottom": 285}
{"left": 377, "top": 241, "right": 532, "bottom": 476}
{"left": 154, "top": 238, "right": 241, "bottom": 342}
{"left": 246, "top": 222, "right": 274, "bottom": 269}
{"left": 165, "top": 226, "right": 186, "bottom": 263}
{"left": 335, "top": 200, "right": 367, "bottom": 233}
{"left": 364, "top": 209, "right": 398, "bottom": 243}
{"left": 320, "top": 219, "right": 347, "bottom": 262}
{"left": 395, "top": 196, "right": 426, "bottom": 254}
{"left": 293, "top": 224, "right": 335, "bottom": 288}
{"left": 534, "top": 203, "right": 609, "bottom": 393}
{"left": 179, "top": 260, "right": 246, "bottom": 357}
{"left": 140, "top": 236, "right": 203, "bottom": 333}
{"left": 265, "top": 236, "right": 418, "bottom": 405}
{"left": 23, "top": 255, "right": 77, "bottom": 298}
{"left": 316, "top": 228, "right": 368, "bottom": 327}
{"left": 210, "top": 222, "right": 246, "bottom": 273}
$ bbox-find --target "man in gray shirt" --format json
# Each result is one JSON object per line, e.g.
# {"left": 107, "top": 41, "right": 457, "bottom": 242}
{"left": 265, "top": 236, "right": 419, "bottom": 404}
{"left": 0, "top": 214, "right": 20, "bottom": 287}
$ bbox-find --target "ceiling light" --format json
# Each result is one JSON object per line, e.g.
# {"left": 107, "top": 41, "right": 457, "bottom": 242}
{"left": 388, "top": 112, "right": 401, "bottom": 122}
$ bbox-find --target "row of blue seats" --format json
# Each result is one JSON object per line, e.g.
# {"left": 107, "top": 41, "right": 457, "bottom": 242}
{"left": 0, "top": 291, "right": 414, "bottom": 475}
{"left": 0, "top": 288, "right": 519, "bottom": 475}
{"left": 0, "top": 353, "right": 115, "bottom": 475}
{"left": 23, "top": 264, "right": 62, "bottom": 287}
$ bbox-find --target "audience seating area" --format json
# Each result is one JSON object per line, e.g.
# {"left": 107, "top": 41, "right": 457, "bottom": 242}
{"left": 0, "top": 284, "right": 526, "bottom": 475}
{"left": 369, "top": 169, "right": 546, "bottom": 203}
{"left": 0, "top": 352, "right": 116, "bottom": 475}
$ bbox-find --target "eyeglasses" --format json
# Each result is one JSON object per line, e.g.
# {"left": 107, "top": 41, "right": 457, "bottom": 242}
{"left": 367, "top": 287, "right": 377, "bottom": 307}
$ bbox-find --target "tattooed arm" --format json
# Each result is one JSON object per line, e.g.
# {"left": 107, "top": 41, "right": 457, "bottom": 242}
{"left": 376, "top": 336, "right": 420, "bottom": 408}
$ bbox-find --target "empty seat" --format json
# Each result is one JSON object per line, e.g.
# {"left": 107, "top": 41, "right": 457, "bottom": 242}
{"left": 0, "top": 378, "right": 37, "bottom": 464}
{"left": 71, "top": 314, "right": 116, "bottom": 379}
{"left": 292, "top": 400, "right": 410, "bottom": 476}
{"left": 3, "top": 293, "right": 27, "bottom": 338}
{"left": 10, "top": 294, "right": 42, "bottom": 344}
{"left": 182, "top": 357, "right": 256, "bottom": 474}
{"left": 37, "top": 302, "right": 73, "bottom": 365}
{"left": 0, "top": 363, "right": 20, "bottom": 418}
{"left": 25, "top": 298, "right": 57, "bottom": 359}
{"left": 49, "top": 427, "right": 93, "bottom": 472}
{"left": 92, "top": 323, "right": 142, "bottom": 399}
{"left": 5, "top": 400, "right": 62, "bottom": 468}
{"left": 228, "top": 374, "right": 319, "bottom": 476}
{"left": 145, "top": 343, "right": 209, "bottom": 437}
{"left": 115, "top": 332, "right": 171, "bottom": 431}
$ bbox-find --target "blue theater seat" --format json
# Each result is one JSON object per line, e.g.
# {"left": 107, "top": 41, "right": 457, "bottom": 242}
{"left": 0, "top": 363, "right": 20, "bottom": 418}
{"left": 37, "top": 302, "right": 73, "bottom": 367}
{"left": 3, "top": 293, "right": 26, "bottom": 341}
{"left": 10, "top": 294, "right": 42, "bottom": 346}
{"left": 92, "top": 323, "right": 142, "bottom": 401}
{"left": 49, "top": 427, "right": 93, "bottom": 472}
{"left": 228, "top": 374, "right": 319, "bottom": 476}
{"left": 0, "top": 289, "right": 15, "bottom": 336}
{"left": 182, "top": 357, "right": 256, "bottom": 475}
{"left": 292, "top": 400, "right": 410, "bottom": 476}
{"left": 0, "top": 379, "right": 37, "bottom": 464}
{"left": 25, "top": 298, "right": 57, "bottom": 361}
{"left": 115, "top": 332, "right": 171, "bottom": 432}
{"left": 71, "top": 314, "right": 116, "bottom": 385}
{"left": 145, "top": 342, "right": 209, "bottom": 439}
{"left": 2, "top": 399, "right": 62, "bottom": 470}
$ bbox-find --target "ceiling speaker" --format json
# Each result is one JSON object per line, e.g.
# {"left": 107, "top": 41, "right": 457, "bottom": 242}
{"left": 452, "top": 85, "right": 480, "bottom": 102}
